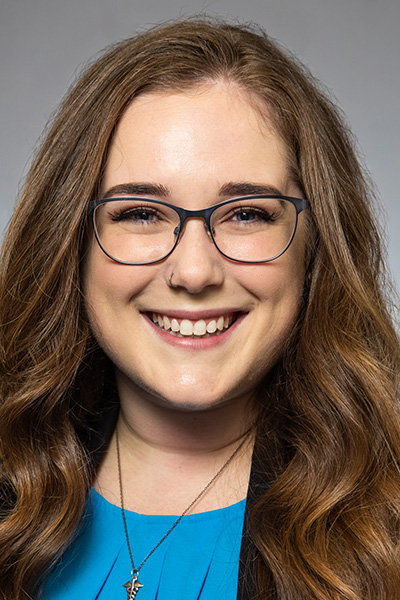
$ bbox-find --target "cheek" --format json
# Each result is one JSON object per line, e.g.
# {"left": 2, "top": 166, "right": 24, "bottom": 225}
{"left": 82, "top": 245, "right": 153, "bottom": 334}
{"left": 237, "top": 254, "right": 305, "bottom": 307}
{"left": 237, "top": 246, "right": 305, "bottom": 358}
{"left": 235, "top": 213, "right": 306, "bottom": 301}
{"left": 83, "top": 242, "right": 151, "bottom": 297}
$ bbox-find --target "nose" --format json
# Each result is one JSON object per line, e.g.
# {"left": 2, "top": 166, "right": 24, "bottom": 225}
{"left": 166, "top": 218, "right": 224, "bottom": 293}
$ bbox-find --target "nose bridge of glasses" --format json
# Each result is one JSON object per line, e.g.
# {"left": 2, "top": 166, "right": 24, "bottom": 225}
{"left": 176, "top": 207, "right": 214, "bottom": 242}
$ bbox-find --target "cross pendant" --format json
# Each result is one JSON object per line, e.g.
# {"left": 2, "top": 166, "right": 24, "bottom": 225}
{"left": 123, "top": 575, "right": 143, "bottom": 599}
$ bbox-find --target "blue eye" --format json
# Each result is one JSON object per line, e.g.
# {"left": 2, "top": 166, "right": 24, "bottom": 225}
{"left": 111, "top": 207, "right": 158, "bottom": 223}
{"left": 230, "top": 208, "right": 276, "bottom": 223}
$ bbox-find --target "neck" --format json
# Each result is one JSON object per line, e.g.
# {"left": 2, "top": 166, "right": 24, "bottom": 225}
{"left": 94, "top": 370, "right": 256, "bottom": 514}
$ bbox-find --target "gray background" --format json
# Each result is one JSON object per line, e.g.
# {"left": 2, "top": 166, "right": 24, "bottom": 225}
{"left": 1, "top": 0, "right": 399, "bottom": 292}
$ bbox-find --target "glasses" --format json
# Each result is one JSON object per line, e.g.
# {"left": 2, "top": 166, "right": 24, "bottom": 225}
{"left": 88, "top": 194, "right": 307, "bottom": 265}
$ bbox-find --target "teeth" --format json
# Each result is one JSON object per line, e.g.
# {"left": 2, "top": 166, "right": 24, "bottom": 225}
{"left": 180, "top": 319, "right": 193, "bottom": 336}
{"left": 193, "top": 319, "right": 206, "bottom": 335}
{"left": 171, "top": 318, "right": 180, "bottom": 332}
{"left": 151, "top": 313, "right": 235, "bottom": 337}
{"left": 206, "top": 320, "right": 217, "bottom": 333}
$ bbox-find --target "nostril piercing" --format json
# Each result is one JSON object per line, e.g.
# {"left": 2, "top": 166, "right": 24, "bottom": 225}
{"left": 168, "top": 272, "right": 178, "bottom": 289}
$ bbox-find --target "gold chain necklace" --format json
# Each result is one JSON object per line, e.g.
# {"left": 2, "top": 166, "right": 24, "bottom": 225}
{"left": 116, "top": 427, "right": 251, "bottom": 599}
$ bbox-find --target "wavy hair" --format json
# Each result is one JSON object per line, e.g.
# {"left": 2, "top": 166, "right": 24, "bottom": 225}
{"left": 0, "top": 17, "right": 399, "bottom": 599}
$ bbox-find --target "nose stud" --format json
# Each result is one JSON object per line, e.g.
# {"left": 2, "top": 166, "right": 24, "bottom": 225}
{"left": 168, "top": 272, "right": 178, "bottom": 289}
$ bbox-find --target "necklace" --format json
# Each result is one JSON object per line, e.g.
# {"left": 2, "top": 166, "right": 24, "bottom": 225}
{"left": 116, "top": 427, "right": 251, "bottom": 599}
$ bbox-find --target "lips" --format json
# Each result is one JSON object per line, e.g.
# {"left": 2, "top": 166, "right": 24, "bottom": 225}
{"left": 150, "top": 312, "right": 237, "bottom": 337}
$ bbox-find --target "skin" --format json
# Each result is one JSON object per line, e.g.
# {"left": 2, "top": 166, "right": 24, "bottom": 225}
{"left": 84, "top": 82, "right": 306, "bottom": 513}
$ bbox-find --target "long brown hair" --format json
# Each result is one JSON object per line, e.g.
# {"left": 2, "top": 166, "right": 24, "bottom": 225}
{"left": 0, "top": 18, "right": 399, "bottom": 600}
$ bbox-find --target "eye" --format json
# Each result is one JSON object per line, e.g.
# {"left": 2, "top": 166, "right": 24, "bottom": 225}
{"left": 229, "top": 207, "right": 278, "bottom": 223}
{"left": 110, "top": 206, "right": 159, "bottom": 223}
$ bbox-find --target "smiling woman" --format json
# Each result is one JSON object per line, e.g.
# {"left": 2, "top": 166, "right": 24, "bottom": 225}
{"left": 0, "top": 17, "right": 399, "bottom": 600}
{"left": 83, "top": 86, "right": 306, "bottom": 410}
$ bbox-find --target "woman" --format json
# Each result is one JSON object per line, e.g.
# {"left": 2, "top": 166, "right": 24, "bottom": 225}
{"left": 0, "top": 17, "right": 399, "bottom": 600}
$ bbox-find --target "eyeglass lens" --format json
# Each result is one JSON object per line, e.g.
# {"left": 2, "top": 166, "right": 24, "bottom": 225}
{"left": 93, "top": 197, "right": 298, "bottom": 264}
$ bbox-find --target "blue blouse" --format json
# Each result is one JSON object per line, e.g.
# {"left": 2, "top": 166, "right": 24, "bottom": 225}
{"left": 43, "top": 488, "right": 246, "bottom": 600}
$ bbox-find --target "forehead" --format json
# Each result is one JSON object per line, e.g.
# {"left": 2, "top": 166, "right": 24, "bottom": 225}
{"left": 113, "top": 81, "right": 285, "bottom": 151}
{"left": 102, "top": 83, "right": 294, "bottom": 201}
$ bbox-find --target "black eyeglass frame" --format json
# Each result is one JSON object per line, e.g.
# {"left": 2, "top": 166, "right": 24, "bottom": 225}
{"left": 88, "top": 194, "right": 308, "bottom": 265}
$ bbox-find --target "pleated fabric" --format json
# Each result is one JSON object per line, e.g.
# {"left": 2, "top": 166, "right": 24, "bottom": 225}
{"left": 43, "top": 488, "right": 246, "bottom": 600}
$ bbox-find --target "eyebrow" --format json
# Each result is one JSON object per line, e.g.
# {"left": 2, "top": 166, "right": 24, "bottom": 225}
{"left": 101, "top": 181, "right": 283, "bottom": 200}
{"left": 218, "top": 182, "right": 283, "bottom": 197}
{"left": 101, "top": 183, "right": 170, "bottom": 198}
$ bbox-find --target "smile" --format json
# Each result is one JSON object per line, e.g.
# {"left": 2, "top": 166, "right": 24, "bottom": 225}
{"left": 150, "top": 313, "right": 237, "bottom": 337}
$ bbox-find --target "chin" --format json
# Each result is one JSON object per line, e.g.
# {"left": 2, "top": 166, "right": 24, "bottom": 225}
{"left": 117, "top": 364, "right": 251, "bottom": 413}
{"left": 151, "top": 383, "right": 239, "bottom": 412}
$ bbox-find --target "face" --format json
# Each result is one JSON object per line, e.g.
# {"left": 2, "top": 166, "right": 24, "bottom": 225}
{"left": 83, "top": 83, "right": 306, "bottom": 411}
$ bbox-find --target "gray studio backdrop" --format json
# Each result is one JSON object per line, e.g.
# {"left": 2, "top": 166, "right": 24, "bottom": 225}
{"left": 1, "top": 0, "right": 399, "bottom": 293}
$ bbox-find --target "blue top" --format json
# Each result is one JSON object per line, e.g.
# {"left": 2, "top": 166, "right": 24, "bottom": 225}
{"left": 43, "top": 488, "right": 246, "bottom": 600}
